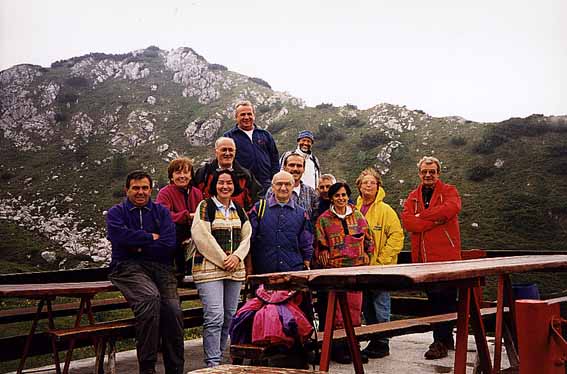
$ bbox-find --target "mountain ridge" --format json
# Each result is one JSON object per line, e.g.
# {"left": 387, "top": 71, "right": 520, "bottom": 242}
{"left": 1, "top": 45, "right": 566, "bottom": 273}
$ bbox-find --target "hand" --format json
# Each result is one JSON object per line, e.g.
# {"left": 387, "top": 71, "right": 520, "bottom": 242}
{"left": 224, "top": 254, "right": 241, "bottom": 272}
{"left": 152, "top": 233, "right": 160, "bottom": 240}
{"left": 318, "top": 251, "right": 329, "bottom": 267}
{"left": 303, "top": 260, "right": 311, "bottom": 270}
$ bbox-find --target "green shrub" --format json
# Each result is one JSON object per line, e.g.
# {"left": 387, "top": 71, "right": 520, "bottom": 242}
{"left": 315, "top": 123, "right": 345, "bottom": 150}
{"left": 208, "top": 63, "right": 227, "bottom": 71}
{"left": 65, "top": 77, "right": 89, "bottom": 88}
{"left": 315, "top": 103, "right": 334, "bottom": 110}
{"left": 472, "top": 132, "right": 507, "bottom": 154}
{"left": 249, "top": 77, "right": 271, "bottom": 89}
{"left": 449, "top": 136, "right": 467, "bottom": 146}
{"left": 344, "top": 116, "right": 365, "bottom": 128}
{"left": 359, "top": 131, "right": 390, "bottom": 148}
{"left": 466, "top": 166, "right": 495, "bottom": 181}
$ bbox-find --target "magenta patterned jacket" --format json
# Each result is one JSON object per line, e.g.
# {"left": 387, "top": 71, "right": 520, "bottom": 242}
{"left": 314, "top": 204, "right": 374, "bottom": 269}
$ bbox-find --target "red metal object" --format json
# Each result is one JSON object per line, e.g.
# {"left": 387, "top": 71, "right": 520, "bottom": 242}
{"left": 516, "top": 297, "right": 567, "bottom": 374}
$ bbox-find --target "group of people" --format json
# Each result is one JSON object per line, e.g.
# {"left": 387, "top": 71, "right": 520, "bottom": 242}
{"left": 106, "top": 100, "right": 463, "bottom": 373}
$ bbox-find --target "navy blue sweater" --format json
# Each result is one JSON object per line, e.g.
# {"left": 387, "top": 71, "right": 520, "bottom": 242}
{"left": 107, "top": 198, "right": 176, "bottom": 266}
{"left": 223, "top": 124, "right": 279, "bottom": 191}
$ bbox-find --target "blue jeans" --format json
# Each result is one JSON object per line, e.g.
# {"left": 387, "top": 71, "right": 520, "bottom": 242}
{"left": 196, "top": 279, "right": 242, "bottom": 367}
{"left": 363, "top": 290, "right": 391, "bottom": 345}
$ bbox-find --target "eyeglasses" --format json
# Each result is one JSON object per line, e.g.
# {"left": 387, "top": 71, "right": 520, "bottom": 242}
{"left": 273, "top": 182, "right": 293, "bottom": 188}
{"left": 419, "top": 169, "right": 437, "bottom": 175}
{"left": 361, "top": 180, "right": 378, "bottom": 185}
{"left": 216, "top": 167, "right": 234, "bottom": 172}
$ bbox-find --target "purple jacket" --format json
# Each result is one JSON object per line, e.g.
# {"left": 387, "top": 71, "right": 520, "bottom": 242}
{"left": 107, "top": 198, "right": 176, "bottom": 266}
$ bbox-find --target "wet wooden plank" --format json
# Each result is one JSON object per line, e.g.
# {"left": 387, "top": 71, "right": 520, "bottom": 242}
{"left": 248, "top": 255, "right": 567, "bottom": 291}
{"left": 188, "top": 364, "right": 327, "bottom": 373}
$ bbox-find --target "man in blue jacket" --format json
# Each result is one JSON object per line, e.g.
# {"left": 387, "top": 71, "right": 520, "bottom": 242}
{"left": 248, "top": 171, "right": 313, "bottom": 275}
{"left": 223, "top": 100, "right": 279, "bottom": 195}
{"left": 107, "top": 170, "right": 184, "bottom": 374}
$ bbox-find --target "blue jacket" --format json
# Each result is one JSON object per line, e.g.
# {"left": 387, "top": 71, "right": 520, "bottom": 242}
{"left": 107, "top": 198, "right": 176, "bottom": 266}
{"left": 248, "top": 196, "right": 313, "bottom": 274}
{"left": 223, "top": 124, "right": 279, "bottom": 191}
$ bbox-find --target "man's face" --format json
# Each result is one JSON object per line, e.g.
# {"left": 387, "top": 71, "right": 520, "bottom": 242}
{"left": 215, "top": 139, "right": 236, "bottom": 168}
{"left": 318, "top": 178, "right": 333, "bottom": 200}
{"left": 235, "top": 105, "right": 255, "bottom": 131}
{"left": 419, "top": 162, "right": 440, "bottom": 188}
{"left": 284, "top": 155, "right": 305, "bottom": 185}
{"left": 298, "top": 137, "right": 313, "bottom": 153}
{"left": 272, "top": 175, "right": 293, "bottom": 203}
{"left": 126, "top": 177, "right": 152, "bottom": 207}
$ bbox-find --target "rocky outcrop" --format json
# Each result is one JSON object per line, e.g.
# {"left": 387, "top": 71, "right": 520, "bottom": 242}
{"left": 165, "top": 47, "right": 230, "bottom": 104}
{"left": 0, "top": 65, "right": 58, "bottom": 151}
{"left": 0, "top": 196, "right": 111, "bottom": 266}
{"left": 184, "top": 116, "right": 223, "bottom": 146}
{"left": 110, "top": 110, "right": 157, "bottom": 153}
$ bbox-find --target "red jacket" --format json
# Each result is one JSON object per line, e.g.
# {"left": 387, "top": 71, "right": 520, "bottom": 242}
{"left": 155, "top": 184, "right": 203, "bottom": 241}
{"left": 401, "top": 180, "right": 462, "bottom": 263}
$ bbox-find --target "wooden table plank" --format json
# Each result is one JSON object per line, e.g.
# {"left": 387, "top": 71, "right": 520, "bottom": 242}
{"left": 248, "top": 255, "right": 567, "bottom": 291}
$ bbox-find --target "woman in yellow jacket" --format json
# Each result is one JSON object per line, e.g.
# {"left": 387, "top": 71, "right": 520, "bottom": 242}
{"left": 355, "top": 167, "right": 404, "bottom": 359}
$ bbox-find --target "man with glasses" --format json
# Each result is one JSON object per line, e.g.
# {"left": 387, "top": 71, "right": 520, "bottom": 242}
{"left": 248, "top": 171, "right": 313, "bottom": 275}
{"left": 193, "top": 136, "right": 262, "bottom": 211}
{"left": 401, "top": 156, "right": 462, "bottom": 360}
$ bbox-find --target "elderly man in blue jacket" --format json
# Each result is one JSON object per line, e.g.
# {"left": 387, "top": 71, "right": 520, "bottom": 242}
{"left": 223, "top": 100, "right": 280, "bottom": 196}
{"left": 106, "top": 170, "right": 184, "bottom": 374}
{"left": 248, "top": 171, "right": 313, "bottom": 275}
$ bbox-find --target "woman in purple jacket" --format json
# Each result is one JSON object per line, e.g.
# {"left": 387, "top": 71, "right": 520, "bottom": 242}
{"left": 156, "top": 157, "right": 203, "bottom": 278}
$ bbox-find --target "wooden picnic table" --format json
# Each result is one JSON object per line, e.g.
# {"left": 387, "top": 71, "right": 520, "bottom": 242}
{"left": 248, "top": 255, "right": 567, "bottom": 374}
{"left": 0, "top": 281, "right": 115, "bottom": 374}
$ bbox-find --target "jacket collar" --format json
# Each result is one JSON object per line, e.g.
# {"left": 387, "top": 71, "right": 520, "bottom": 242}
{"left": 124, "top": 198, "right": 152, "bottom": 212}
{"left": 267, "top": 194, "right": 296, "bottom": 209}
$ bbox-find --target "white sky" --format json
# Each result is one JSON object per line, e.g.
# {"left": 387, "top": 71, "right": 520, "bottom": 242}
{"left": 1, "top": 0, "right": 565, "bottom": 122}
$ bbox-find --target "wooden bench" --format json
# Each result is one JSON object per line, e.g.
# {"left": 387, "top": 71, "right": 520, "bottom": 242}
{"left": 48, "top": 307, "right": 205, "bottom": 374}
{"left": 230, "top": 306, "right": 503, "bottom": 365}
{"left": 188, "top": 364, "right": 328, "bottom": 373}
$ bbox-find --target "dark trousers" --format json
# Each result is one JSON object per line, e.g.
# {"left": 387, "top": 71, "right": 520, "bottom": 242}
{"left": 109, "top": 260, "right": 185, "bottom": 374}
{"left": 426, "top": 286, "right": 458, "bottom": 345}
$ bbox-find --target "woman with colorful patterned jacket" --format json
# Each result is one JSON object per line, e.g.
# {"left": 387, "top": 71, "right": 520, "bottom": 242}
{"left": 314, "top": 181, "right": 375, "bottom": 364}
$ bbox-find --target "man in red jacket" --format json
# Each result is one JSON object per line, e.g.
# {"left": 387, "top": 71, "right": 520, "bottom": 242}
{"left": 401, "top": 156, "right": 462, "bottom": 360}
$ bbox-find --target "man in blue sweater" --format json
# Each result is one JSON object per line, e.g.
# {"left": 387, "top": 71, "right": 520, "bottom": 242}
{"left": 223, "top": 100, "right": 279, "bottom": 195}
{"left": 107, "top": 170, "right": 184, "bottom": 374}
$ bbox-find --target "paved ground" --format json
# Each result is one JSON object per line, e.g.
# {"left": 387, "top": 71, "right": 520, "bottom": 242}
{"left": 16, "top": 332, "right": 511, "bottom": 373}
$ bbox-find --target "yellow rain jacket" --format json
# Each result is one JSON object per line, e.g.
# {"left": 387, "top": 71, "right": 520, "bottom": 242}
{"left": 356, "top": 187, "right": 404, "bottom": 265}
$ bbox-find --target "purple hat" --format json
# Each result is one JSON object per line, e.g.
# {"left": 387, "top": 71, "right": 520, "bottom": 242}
{"left": 297, "top": 130, "right": 314, "bottom": 142}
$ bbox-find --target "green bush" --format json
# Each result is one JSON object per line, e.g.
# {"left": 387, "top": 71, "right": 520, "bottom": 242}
{"left": 65, "top": 77, "right": 89, "bottom": 88}
{"left": 466, "top": 166, "right": 495, "bottom": 181}
{"left": 449, "top": 136, "right": 467, "bottom": 146}
{"left": 315, "top": 123, "right": 345, "bottom": 150}
{"left": 249, "top": 77, "right": 271, "bottom": 89}
{"left": 472, "top": 132, "right": 507, "bottom": 154}
{"left": 315, "top": 103, "right": 334, "bottom": 110}
{"left": 359, "top": 131, "right": 390, "bottom": 148}
{"left": 344, "top": 116, "right": 366, "bottom": 128}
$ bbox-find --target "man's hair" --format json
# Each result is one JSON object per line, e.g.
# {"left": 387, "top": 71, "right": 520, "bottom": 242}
{"left": 355, "top": 167, "right": 382, "bottom": 191}
{"left": 125, "top": 170, "right": 152, "bottom": 188}
{"left": 272, "top": 170, "right": 294, "bottom": 184}
{"left": 167, "top": 157, "right": 194, "bottom": 181}
{"left": 328, "top": 182, "right": 352, "bottom": 200}
{"left": 210, "top": 169, "right": 242, "bottom": 197}
{"left": 417, "top": 156, "right": 441, "bottom": 173}
{"left": 283, "top": 152, "right": 306, "bottom": 167}
{"left": 234, "top": 100, "right": 255, "bottom": 114}
{"left": 319, "top": 174, "right": 336, "bottom": 184}
{"left": 214, "top": 137, "right": 236, "bottom": 150}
